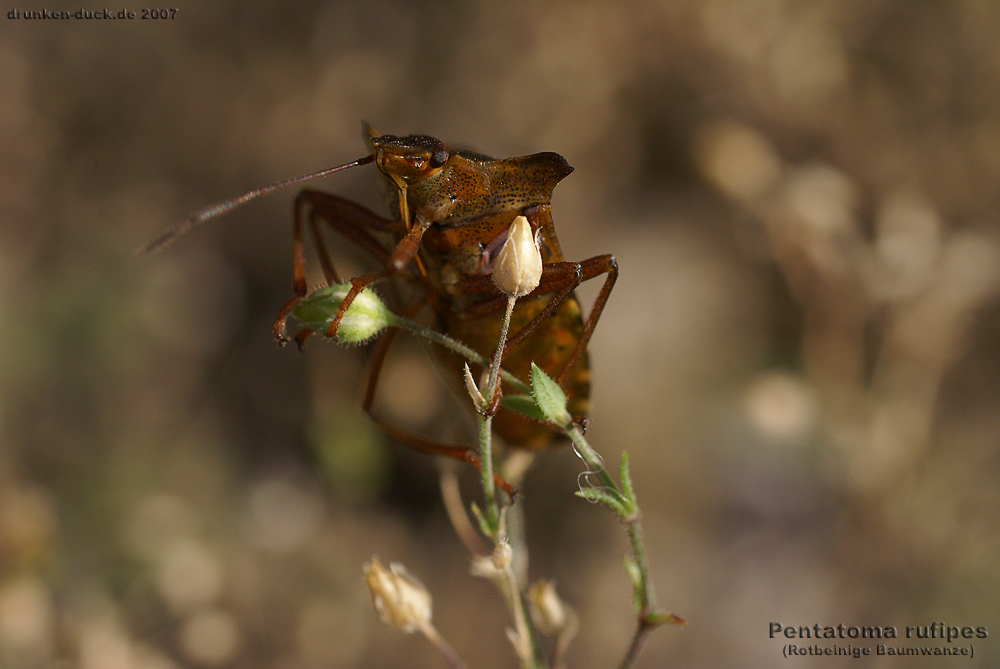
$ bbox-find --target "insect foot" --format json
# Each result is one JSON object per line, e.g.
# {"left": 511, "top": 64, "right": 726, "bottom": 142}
{"left": 291, "top": 284, "right": 392, "bottom": 345}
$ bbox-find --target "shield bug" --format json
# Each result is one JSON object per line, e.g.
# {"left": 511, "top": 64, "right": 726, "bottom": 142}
{"left": 140, "top": 124, "right": 617, "bottom": 480}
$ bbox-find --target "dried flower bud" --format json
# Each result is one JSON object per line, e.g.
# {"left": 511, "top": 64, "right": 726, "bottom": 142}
{"left": 469, "top": 554, "right": 499, "bottom": 580}
{"left": 292, "top": 284, "right": 391, "bottom": 344}
{"left": 527, "top": 580, "right": 574, "bottom": 637}
{"left": 492, "top": 539, "right": 513, "bottom": 571}
{"left": 363, "top": 557, "right": 432, "bottom": 633}
{"left": 493, "top": 216, "right": 542, "bottom": 297}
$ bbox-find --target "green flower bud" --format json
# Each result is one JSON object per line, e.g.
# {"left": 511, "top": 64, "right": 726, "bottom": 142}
{"left": 292, "top": 284, "right": 391, "bottom": 344}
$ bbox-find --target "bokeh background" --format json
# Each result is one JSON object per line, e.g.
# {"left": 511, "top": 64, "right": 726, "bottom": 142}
{"left": 2, "top": 1, "right": 999, "bottom": 667}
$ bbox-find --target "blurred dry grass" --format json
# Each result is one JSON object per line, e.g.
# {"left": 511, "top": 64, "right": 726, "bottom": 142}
{"left": 2, "top": 0, "right": 1000, "bottom": 667}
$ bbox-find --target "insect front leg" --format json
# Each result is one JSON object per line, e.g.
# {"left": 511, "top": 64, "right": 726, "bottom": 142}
{"left": 273, "top": 190, "right": 399, "bottom": 345}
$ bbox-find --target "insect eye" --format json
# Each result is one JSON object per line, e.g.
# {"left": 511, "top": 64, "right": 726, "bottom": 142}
{"left": 430, "top": 149, "right": 449, "bottom": 168}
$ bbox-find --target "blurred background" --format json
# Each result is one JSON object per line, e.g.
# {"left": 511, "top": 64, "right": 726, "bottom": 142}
{"left": 2, "top": 0, "right": 999, "bottom": 667}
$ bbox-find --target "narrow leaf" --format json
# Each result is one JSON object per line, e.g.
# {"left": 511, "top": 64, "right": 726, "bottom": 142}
{"left": 463, "top": 363, "right": 486, "bottom": 409}
{"left": 575, "top": 488, "right": 630, "bottom": 518}
{"left": 623, "top": 557, "right": 642, "bottom": 590}
{"left": 619, "top": 452, "right": 635, "bottom": 503}
{"left": 470, "top": 502, "right": 497, "bottom": 537}
{"left": 623, "top": 557, "right": 643, "bottom": 611}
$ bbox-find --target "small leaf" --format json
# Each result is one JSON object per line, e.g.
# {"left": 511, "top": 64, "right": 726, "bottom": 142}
{"left": 644, "top": 610, "right": 687, "bottom": 627}
{"left": 530, "top": 363, "right": 570, "bottom": 425}
{"left": 463, "top": 363, "right": 486, "bottom": 409}
{"left": 575, "top": 488, "right": 630, "bottom": 518}
{"left": 623, "top": 557, "right": 644, "bottom": 611}
{"left": 470, "top": 501, "right": 498, "bottom": 537}
{"left": 619, "top": 452, "right": 635, "bottom": 503}
{"left": 623, "top": 557, "right": 642, "bottom": 590}
{"left": 500, "top": 394, "right": 547, "bottom": 422}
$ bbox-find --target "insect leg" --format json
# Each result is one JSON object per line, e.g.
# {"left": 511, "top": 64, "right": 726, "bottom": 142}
{"left": 273, "top": 190, "right": 398, "bottom": 344}
{"left": 361, "top": 325, "right": 518, "bottom": 498}
{"left": 552, "top": 253, "right": 618, "bottom": 386}
{"left": 455, "top": 253, "right": 618, "bottom": 388}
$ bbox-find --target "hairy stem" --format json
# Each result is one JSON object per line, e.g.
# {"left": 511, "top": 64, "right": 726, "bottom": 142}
{"left": 387, "top": 312, "right": 531, "bottom": 395}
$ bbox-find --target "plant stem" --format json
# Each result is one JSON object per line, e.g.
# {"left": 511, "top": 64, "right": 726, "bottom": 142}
{"left": 387, "top": 312, "right": 532, "bottom": 395}
{"left": 478, "top": 412, "right": 499, "bottom": 532}
{"left": 626, "top": 516, "right": 655, "bottom": 613}
{"left": 565, "top": 424, "right": 671, "bottom": 669}
{"left": 502, "top": 557, "right": 541, "bottom": 669}
{"left": 475, "top": 297, "right": 515, "bottom": 533}
{"left": 420, "top": 622, "right": 468, "bottom": 669}
{"left": 440, "top": 471, "right": 489, "bottom": 557}
{"left": 485, "top": 297, "right": 517, "bottom": 406}
{"left": 388, "top": 301, "right": 673, "bottom": 668}
{"left": 618, "top": 621, "right": 650, "bottom": 669}
{"left": 565, "top": 426, "right": 634, "bottom": 519}
{"left": 480, "top": 297, "right": 544, "bottom": 668}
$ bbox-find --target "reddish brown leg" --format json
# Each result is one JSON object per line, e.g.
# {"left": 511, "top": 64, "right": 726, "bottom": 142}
{"left": 273, "top": 190, "right": 399, "bottom": 343}
{"left": 506, "top": 205, "right": 619, "bottom": 388}
{"left": 548, "top": 254, "right": 618, "bottom": 386}
{"left": 458, "top": 253, "right": 618, "bottom": 389}
{"left": 274, "top": 189, "right": 517, "bottom": 494}
{"left": 362, "top": 326, "right": 518, "bottom": 498}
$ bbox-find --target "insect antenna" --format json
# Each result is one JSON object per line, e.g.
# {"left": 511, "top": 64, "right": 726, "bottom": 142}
{"left": 136, "top": 154, "right": 375, "bottom": 257}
